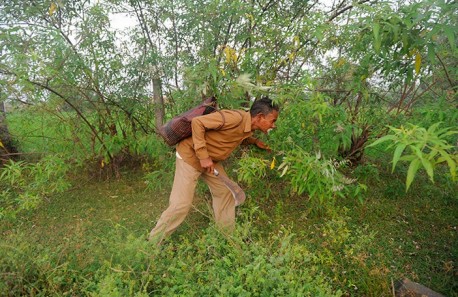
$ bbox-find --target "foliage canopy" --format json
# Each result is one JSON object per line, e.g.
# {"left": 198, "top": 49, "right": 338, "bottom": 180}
{"left": 0, "top": 0, "right": 457, "bottom": 213}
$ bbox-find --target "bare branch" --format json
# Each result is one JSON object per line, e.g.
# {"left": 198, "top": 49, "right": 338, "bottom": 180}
{"left": 436, "top": 53, "right": 457, "bottom": 94}
{"left": 328, "top": 0, "right": 373, "bottom": 23}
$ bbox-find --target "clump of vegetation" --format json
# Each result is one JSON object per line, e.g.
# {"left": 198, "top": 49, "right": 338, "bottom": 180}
{"left": 0, "top": 155, "right": 73, "bottom": 219}
{"left": 1, "top": 163, "right": 457, "bottom": 296}
{"left": 1, "top": 220, "right": 347, "bottom": 296}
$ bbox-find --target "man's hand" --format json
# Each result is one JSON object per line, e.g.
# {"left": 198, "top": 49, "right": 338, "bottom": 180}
{"left": 254, "top": 139, "right": 272, "bottom": 153}
{"left": 200, "top": 157, "right": 215, "bottom": 174}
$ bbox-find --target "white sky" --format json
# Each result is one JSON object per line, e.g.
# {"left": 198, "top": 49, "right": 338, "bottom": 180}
{"left": 108, "top": 0, "right": 336, "bottom": 31}
{"left": 109, "top": 12, "right": 137, "bottom": 31}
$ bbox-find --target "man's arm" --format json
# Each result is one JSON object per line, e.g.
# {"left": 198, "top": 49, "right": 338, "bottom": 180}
{"left": 191, "top": 112, "right": 225, "bottom": 157}
{"left": 243, "top": 137, "right": 272, "bottom": 152}
{"left": 191, "top": 112, "right": 227, "bottom": 173}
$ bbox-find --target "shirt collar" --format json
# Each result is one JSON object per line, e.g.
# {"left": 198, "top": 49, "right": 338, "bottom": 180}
{"left": 244, "top": 111, "right": 252, "bottom": 133}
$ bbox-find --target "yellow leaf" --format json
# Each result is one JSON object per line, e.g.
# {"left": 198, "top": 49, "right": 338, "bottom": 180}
{"left": 415, "top": 53, "right": 421, "bottom": 75}
{"left": 361, "top": 75, "right": 366, "bottom": 80}
{"left": 270, "top": 157, "right": 276, "bottom": 170}
{"left": 277, "top": 58, "right": 286, "bottom": 66}
{"left": 302, "top": 123, "right": 305, "bottom": 128}
{"left": 232, "top": 52, "right": 238, "bottom": 68}
{"left": 224, "top": 47, "right": 231, "bottom": 64}
{"left": 334, "top": 59, "right": 345, "bottom": 68}
{"left": 0, "top": 139, "right": 4, "bottom": 148}
{"left": 49, "top": 2, "right": 57, "bottom": 16}
{"left": 101, "top": 160, "right": 105, "bottom": 168}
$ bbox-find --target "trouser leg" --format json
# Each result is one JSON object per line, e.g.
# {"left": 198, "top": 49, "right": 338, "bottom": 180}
{"left": 201, "top": 163, "right": 235, "bottom": 232}
{"left": 149, "top": 157, "right": 200, "bottom": 241}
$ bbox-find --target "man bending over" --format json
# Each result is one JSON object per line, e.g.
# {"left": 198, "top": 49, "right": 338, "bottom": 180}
{"left": 149, "top": 97, "right": 279, "bottom": 241}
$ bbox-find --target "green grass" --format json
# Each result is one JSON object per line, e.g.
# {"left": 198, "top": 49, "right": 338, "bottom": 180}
{"left": 6, "top": 109, "right": 81, "bottom": 157}
{"left": 1, "top": 157, "right": 457, "bottom": 296}
{"left": 2, "top": 110, "right": 458, "bottom": 296}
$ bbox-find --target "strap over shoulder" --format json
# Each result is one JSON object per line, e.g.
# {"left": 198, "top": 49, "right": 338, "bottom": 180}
{"left": 215, "top": 110, "right": 244, "bottom": 130}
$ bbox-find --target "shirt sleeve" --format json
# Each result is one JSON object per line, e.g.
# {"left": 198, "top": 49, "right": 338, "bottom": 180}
{"left": 242, "top": 137, "right": 257, "bottom": 145}
{"left": 191, "top": 111, "right": 242, "bottom": 160}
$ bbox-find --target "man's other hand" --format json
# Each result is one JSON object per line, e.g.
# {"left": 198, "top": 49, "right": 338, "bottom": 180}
{"left": 200, "top": 157, "right": 215, "bottom": 174}
{"left": 255, "top": 140, "right": 272, "bottom": 153}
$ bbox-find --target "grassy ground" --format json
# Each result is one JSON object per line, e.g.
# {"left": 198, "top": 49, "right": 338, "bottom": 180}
{"left": 1, "top": 157, "right": 457, "bottom": 296}
{"left": 3, "top": 97, "right": 457, "bottom": 295}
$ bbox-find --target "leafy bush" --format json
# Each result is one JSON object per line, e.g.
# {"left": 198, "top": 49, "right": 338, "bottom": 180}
{"left": 367, "top": 122, "right": 458, "bottom": 190}
{"left": 0, "top": 155, "right": 73, "bottom": 218}
{"left": 235, "top": 152, "right": 271, "bottom": 187}
{"left": 276, "top": 148, "right": 366, "bottom": 207}
{"left": 0, "top": 231, "right": 94, "bottom": 296}
{"left": 95, "top": 229, "right": 342, "bottom": 296}
{"left": 0, "top": 223, "right": 346, "bottom": 296}
{"left": 236, "top": 147, "right": 366, "bottom": 212}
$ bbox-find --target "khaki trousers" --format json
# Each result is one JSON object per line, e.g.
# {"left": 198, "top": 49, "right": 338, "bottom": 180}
{"left": 149, "top": 157, "right": 235, "bottom": 241}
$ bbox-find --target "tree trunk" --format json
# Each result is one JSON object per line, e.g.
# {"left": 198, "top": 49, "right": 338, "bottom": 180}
{"left": 0, "top": 101, "right": 13, "bottom": 161}
{"left": 153, "top": 77, "right": 164, "bottom": 130}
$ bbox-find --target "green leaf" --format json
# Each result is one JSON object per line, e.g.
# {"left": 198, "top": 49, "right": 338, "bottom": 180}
{"left": 315, "top": 29, "right": 323, "bottom": 41}
{"left": 400, "top": 155, "right": 417, "bottom": 162}
{"left": 354, "top": 186, "right": 361, "bottom": 196}
{"left": 420, "top": 158, "right": 434, "bottom": 182}
{"left": 402, "top": 31, "right": 409, "bottom": 54}
{"left": 428, "top": 140, "right": 451, "bottom": 150}
{"left": 406, "top": 158, "right": 421, "bottom": 191}
{"left": 372, "top": 23, "right": 381, "bottom": 52}
{"left": 439, "top": 130, "right": 458, "bottom": 138}
{"left": 405, "top": 17, "right": 412, "bottom": 29}
{"left": 427, "top": 44, "right": 435, "bottom": 64}
{"left": 406, "top": 67, "right": 413, "bottom": 84}
{"left": 427, "top": 122, "right": 442, "bottom": 134}
{"left": 444, "top": 27, "right": 456, "bottom": 51}
{"left": 366, "top": 135, "right": 397, "bottom": 148}
{"left": 428, "top": 149, "right": 440, "bottom": 160}
{"left": 392, "top": 143, "right": 407, "bottom": 172}
{"left": 436, "top": 157, "right": 447, "bottom": 164}
{"left": 411, "top": 145, "right": 425, "bottom": 160}
{"left": 439, "top": 151, "right": 457, "bottom": 180}
{"left": 426, "top": 26, "right": 440, "bottom": 39}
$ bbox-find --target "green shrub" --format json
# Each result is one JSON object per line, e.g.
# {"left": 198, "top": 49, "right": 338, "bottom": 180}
{"left": 90, "top": 224, "right": 343, "bottom": 296}
{"left": 0, "top": 232, "right": 92, "bottom": 296}
{"left": 367, "top": 122, "right": 458, "bottom": 191}
{"left": 0, "top": 223, "right": 347, "bottom": 296}
{"left": 0, "top": 155, "right": 73, "bottom": 218}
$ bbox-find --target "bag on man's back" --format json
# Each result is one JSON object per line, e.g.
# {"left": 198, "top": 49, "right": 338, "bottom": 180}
{"left": 158, "top": 96, "right": 218, "bottom": 146}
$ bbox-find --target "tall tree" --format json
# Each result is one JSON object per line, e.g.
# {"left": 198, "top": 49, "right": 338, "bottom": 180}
{"left": 1, "top": 0, "right": 456, "bottom": 168}
{"left": 0, "top": 100, "right": 12, "bottom": 161}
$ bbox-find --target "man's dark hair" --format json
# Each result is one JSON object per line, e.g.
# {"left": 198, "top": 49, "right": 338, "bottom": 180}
{"left": 250, "top": 97, "right": 279, "bottom": 117}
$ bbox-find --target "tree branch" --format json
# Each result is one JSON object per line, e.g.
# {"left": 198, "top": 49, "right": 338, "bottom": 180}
{"left": 436, "top": 53, "right": 457, "bottom": 94}
{"left": 328, "top": 0, "right": 373, "bottom": 23}
{"left": 29, "top": 80, "right": 113, "bottom": 161}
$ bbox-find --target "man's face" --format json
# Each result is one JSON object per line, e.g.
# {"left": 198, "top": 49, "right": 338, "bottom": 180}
{"left": 257, "top": 110, "right": 278, "bottom": 133}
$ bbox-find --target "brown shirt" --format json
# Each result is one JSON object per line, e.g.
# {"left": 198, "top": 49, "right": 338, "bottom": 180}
{"left": 176, "top": 110, "right": 255, "bottom": 172}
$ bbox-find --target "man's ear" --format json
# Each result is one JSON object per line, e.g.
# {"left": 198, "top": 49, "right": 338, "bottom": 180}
{"left": 255, "top": 113, "right": 265, "bottom": 120}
